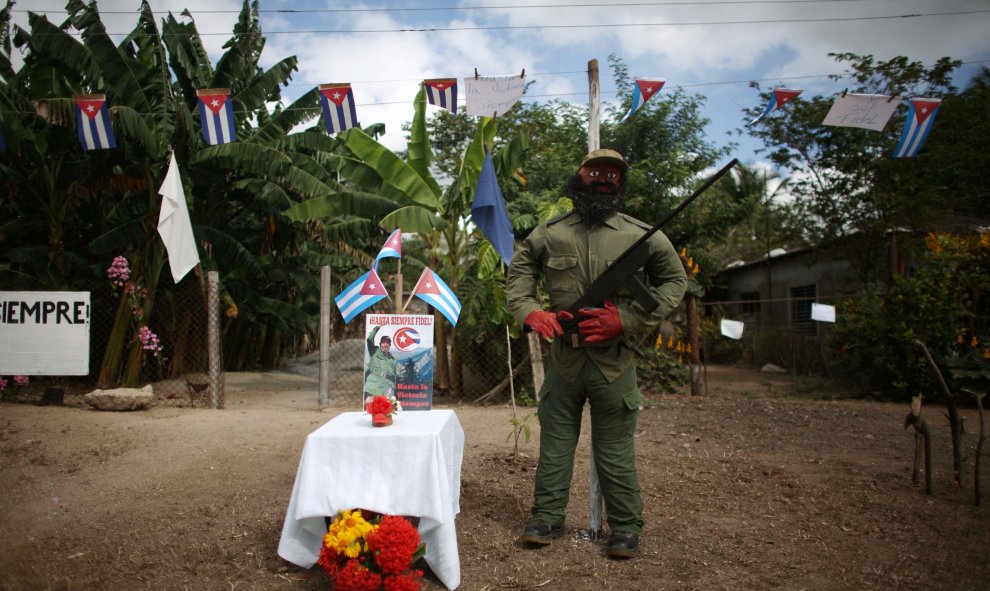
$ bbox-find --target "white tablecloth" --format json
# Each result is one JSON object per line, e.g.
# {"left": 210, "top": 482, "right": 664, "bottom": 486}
{"left": 277, "top": 410, "right": 464, "bottom": 589}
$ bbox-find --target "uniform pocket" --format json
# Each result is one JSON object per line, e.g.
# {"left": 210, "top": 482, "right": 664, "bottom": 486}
{"left": 546, "top": 255, "right": 580, "bottom": 298}
{"left": 621, "top": 388, "right": 643, "bottom": 411}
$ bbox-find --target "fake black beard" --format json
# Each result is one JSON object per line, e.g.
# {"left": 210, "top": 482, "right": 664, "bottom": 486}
{"left": 565, "top": 174, "right": 627, "bottom": 224}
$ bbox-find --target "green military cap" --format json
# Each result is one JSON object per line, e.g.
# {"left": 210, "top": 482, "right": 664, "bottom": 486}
{"left": 580, "top": 148, "right": 629, "bottom": 172}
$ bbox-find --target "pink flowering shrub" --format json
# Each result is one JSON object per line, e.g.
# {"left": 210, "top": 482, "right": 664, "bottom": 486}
{"left": 107, "top": 256, "right": 130, "bottom": 287}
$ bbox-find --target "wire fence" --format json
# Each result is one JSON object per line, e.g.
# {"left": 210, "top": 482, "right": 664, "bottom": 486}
{"left": 62, "top": 273, "right": 215, "bottom": 405}
{"left": 4, "top": 277, "right": 844, "bottom": 408}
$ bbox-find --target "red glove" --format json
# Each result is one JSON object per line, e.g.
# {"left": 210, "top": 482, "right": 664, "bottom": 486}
{"left": 578, "top": 300, "right": 623, "bottom": 344}
{"left": 525, "top": 310, "right": 574, "bottom": 340}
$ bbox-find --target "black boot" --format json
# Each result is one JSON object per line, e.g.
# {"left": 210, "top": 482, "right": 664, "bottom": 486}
{"left": 520, "top": 521, "right": 564, "bottom": 545}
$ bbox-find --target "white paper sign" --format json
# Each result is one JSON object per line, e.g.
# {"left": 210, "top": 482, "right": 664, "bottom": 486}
{"left": 822, "top": 93, "right": 899, "bottom": 131}
{"left": 811, "top": 303, "right": 836, "bottom": 323}
{"left": 464, "top": 74, "right": 526, "bottom": 117}
{"left": 0, "top": 292, "right": 90, "bottom": 375}
{"left": 720, "top": 319, "right": 745, "bottom": 340}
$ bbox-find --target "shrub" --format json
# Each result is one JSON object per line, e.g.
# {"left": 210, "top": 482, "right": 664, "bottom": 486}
{"left": 830, "top": 231, "right": 989, "bottom": 401}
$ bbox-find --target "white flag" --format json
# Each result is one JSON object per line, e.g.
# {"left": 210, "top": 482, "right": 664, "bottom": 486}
{"left": 157, "top": 153, "right": 200, "bottom": 283}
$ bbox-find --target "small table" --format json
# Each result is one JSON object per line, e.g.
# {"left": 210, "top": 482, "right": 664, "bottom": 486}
{"left": 277, "top": 410, "right": 464, "bottom": 589}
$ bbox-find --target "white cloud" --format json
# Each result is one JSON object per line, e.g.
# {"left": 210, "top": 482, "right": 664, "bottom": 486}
{"left": 10, "top": 0, "right": 989, "bottom": 160}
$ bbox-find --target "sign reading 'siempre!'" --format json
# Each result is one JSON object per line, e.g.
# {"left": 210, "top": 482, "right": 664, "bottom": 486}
{"left": 0, "top": 292, "right": 90, "bottom": 375}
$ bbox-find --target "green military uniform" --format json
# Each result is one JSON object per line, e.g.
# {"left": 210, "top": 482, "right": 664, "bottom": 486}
{"left": 364, "top": 325, "right": 397, "bottom": 400}
{"left": 506, "top": 209, "right": 687, "bottom": 536}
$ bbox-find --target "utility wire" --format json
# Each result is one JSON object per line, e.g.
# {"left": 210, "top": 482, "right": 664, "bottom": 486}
{"left": 9, "top": 0, "right": 896, "bottom": 15}
{"left": 20, "top": 9, "right": 990, "bottom": 36}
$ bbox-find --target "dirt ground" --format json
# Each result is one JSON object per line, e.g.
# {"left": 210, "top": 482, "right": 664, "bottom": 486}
{"left": 0, "top": 365, "right": 987, "bottom": 591}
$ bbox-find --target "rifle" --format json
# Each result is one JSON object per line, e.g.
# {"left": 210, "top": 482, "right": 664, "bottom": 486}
{"left": 554, "top": 158, "right": 739, "bottom": 342}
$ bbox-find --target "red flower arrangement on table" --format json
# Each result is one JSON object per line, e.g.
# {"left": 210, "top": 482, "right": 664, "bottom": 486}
{"left": 365, "top": 394, "right": 401, "bottom": 427}
{"left": 318, "top": 509, "right": 426, "bottom": 591}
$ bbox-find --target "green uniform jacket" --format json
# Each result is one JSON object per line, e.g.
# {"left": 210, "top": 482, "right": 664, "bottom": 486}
{"left": 507, "top": 210, "right": 688, "bottom": 383}
{"left": 365, "top": 326, "right": 397, "bottom": 396}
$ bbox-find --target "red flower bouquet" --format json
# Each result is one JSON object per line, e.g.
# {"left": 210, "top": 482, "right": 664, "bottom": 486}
{"left": 365, "top": 394, "right": 400, "bottom": 427}
{"left": 318, "top": 509, "right": 425, "bottom": 591}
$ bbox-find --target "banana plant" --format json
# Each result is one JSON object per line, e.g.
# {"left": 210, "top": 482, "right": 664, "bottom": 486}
{"left": 284, "top": 84, "right": 528, "bottom": 395}
{"left": 1, "top": 0, "right": 391, "bottom": 384}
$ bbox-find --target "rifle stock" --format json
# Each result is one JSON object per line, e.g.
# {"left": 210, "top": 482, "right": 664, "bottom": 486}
{"left": 556, "top": 158, "right": 739, "bottom": 335}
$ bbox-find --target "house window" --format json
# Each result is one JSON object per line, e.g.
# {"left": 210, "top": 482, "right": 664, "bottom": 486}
{"left": 740, "top": 291, "right": 760, "bottom": 315}
{"left": 790, "top": 284, "right": 817, "bottom": 336}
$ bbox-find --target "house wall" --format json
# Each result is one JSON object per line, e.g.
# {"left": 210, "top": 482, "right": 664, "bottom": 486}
{"left": 719, "top": 253, "right": 861, "bottom": 334}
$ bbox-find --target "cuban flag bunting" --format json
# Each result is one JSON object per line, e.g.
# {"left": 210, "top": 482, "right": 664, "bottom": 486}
{"left": 334, "top": 269, "right": 388, "bottom": 324}
{"left": 412, "top": 268, "right": 462, "bottom": 326}
{"left": 619, "top": 78, "right": 665, "bottom": 123}
{"left": 893, "top": 98, "right": 942, "bottom": 158}
{"left": 748, "top": 88, "right": 803, "bottom": 126}
{"left": 319, "top": 83, "right": 359, "bottom": 135}
{"left": 74, "top": 94, "right": 117, "bottom": 150}
{"left": 373, "top": 228, "right": 402, "bottom": 270}
{"left": 196, "top": 88, "right": 236, "bottom": 145}
{"left": 424, "top": 78, "right": 458, "bottom": 114}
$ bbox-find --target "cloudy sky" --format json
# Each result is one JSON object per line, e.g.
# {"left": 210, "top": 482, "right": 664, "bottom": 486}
{"left": 14, "top": 0, "right": 990, "bottom": 164}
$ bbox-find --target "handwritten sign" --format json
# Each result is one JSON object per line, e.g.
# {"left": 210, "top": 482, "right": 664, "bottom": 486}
{"left": 822, "top": 93, "right": 899, "bottom": 132}
{"left": 463, "top": 74, "right": 526, "bottom": 117}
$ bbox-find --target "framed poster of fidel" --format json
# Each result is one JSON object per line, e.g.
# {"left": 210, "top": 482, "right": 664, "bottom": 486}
{"left": 363, "top": 314, "right": 434, "bottom": 410}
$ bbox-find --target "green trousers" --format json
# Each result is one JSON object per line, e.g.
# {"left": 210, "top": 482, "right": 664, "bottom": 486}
{"left": 532, "top": 361, "right": 644, "bottom": 535}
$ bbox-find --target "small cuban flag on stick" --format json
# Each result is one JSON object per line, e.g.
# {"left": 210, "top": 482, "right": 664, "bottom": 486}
{"left": 335, "top": 269, "right": 388, "bottom": 324}
{"left": 74, "top": 94, "right": 117, "bottom": 150}
{"left": 319, "top": 83, "right": 359, "bottom": 135}
{"left": 747, "top": 88, "right": 803, "bottom": 126}
{"left": 619, "top": 78, "right": 665, "bottom": 123}
{"left": 407, "top": 268, "right": 462, "bottom": 326}
{"left": 424, "top": 78, "right": 458, "bottom": 114}
{"left": 893, "top": 98, "right": 942, "bottom": 158}
{"left": 196, "top": 88, "right": 236, "bottom": 145}
{"left": 373, "top": 228, "right": 402, "bottom": 270}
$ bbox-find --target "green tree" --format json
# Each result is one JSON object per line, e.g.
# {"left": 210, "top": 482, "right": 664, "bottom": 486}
{"left": 680, "top": 164, "right": 803, "bottom": 289}
{"left": 743, "top": 52, "right": 964, "bottom": 286}
{"left": 0, "top": 0, "right": 384, "bottom": 385}
{"left": 288, "top": 84, "right": 529, "bottom": 397}
{"left": 831, "top": 230, "right": 989, "bottom": 424}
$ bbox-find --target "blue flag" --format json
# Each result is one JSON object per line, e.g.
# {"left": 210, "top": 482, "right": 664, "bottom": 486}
{"left": 471, "top": 151, "right": 514, "bottom": 264}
